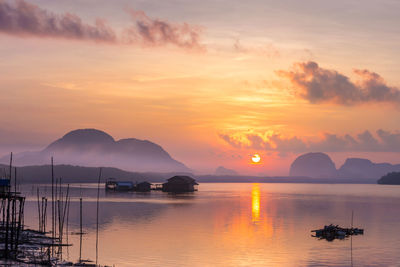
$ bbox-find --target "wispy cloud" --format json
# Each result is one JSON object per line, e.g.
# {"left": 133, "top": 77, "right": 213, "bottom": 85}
{"left": 277, "top": 61, "right": 400, "bottom": 105}
{"left": 0, "top": 0, "right": 117, "bottom": 42}
{"left": 232, "top": 38, "right": 280, "bottom": 58}
{"left": 0, "top": 0, "right": 205, "bottom": 50}
{"left": 220, "top": 129, "right": 400, "bottom": 153}
{"left": 218, "top": 134, "right": 242, "bottom": 148}
{"left": 124, "top": 9, "right": 205, "bottom": 51}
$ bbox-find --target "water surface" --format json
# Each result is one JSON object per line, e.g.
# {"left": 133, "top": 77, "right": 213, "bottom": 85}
{"left": 21, "top": 183, "right": 400, "bottom": 266}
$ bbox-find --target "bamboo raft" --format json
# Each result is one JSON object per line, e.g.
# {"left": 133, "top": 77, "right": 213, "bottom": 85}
{"left": 311, "top": 224, "right": 364, "bottom": 241}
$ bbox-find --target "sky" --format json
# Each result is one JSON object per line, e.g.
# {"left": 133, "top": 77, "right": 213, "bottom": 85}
{"left": 1, "top": 0, "right": 400, "bottom": 175}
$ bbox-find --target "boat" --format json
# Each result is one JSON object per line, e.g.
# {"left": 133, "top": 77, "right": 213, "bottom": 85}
{"left": 311, "top": 224, "right": 364, "bottom": 241}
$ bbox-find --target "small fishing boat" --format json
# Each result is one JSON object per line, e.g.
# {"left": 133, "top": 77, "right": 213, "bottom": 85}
{"left": 311, "top": 224, "right": 364, "bottom": 241}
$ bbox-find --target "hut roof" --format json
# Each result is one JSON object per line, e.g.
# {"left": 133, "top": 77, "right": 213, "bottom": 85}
{"left": 166, "top": 176, "right": 198, "bottom": 185}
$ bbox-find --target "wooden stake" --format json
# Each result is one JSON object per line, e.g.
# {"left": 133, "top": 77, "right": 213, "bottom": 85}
{"left": 51, "top": 157, "right": 55, "bottom": 257}
{"left": 61, "top": 184, "right": 70, "bottom": 241}
{"left": 37, "top": 188, "right": 41, "bottom": 232}
{"left": 351, "top": 210, "right": 354, "bottom": 228}
{"left": 9, "top": 152, "right": 12, "bottom": 193}
{"left": 14, "top": 167, "right": 17, "bottom": 194}
{"left": 96, "top": 168, "right": 102, "bottom": 265}
{"left": 5, "top": 196, "right": 11, "bottom": 258}
{"left": 79, "top": 197, "right": 83, "bottom": 263}
{"left": 43, "top": 198, "right": 47, "bottom": 233}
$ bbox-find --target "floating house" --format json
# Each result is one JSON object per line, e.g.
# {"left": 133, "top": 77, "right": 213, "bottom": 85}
{"left": 136, "top": 181, "right": 152, "bottom": 192}
{"left": 105, "top": 179, "right": 135, "bottom": 191}
{"left": 162, "top": 176, "right": 198, "bottom": 192}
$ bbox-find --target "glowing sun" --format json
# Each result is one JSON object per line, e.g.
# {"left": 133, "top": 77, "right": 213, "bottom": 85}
{"left": 251, "top": 153, "right": 261, "bottom": 163}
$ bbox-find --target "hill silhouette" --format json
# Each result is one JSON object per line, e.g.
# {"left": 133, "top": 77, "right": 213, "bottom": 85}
{"left": 290, "top": 152, "right": 400, "bottom": 180}
{"left": 0, "top": 129, "right": 189, "bottom": 172}
{"left": 289, "top": 152, "right": 337, "bottom": 178}
{"left": 338, "top": 158, "right": 400, "bottom": 179}
{"left": 214, "top": 166, "right": 238, "bottom": 176}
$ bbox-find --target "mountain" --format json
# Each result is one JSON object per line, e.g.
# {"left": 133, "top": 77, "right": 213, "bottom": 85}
{"left": 214, "top": 166, "right": 238, "bottom": 176}
{"left": 289, "top": 152, "right": 400, "bottom": 180}
{"left": 0, "top": 129, "right": 190, "bottom": 172}
{"left": 289, "top": 152, "right": 337, "bottom": 178}
{"left": 338, "top": 158, "right": 400, "bottom": 179}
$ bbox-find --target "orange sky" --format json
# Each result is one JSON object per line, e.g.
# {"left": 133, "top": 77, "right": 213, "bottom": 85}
{"left": 1, "top": 0, "right": 400, "bottom": 174}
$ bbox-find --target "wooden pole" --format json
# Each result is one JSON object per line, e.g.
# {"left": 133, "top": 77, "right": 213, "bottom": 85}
{"left": 351, "top": 210, "right": 354, "bottom": 228}
{"left": 55, "top": 178, "right": 58, "bottom": 239}
{"left": 9, "top": 152, "right": 12, "bottom": 193}
{"left": 79, "top": 197, "right": 83, "bottom": 263}
{"left": 15, "top": 197, "right": 24, "bottom": 253}
{"left": 96, "top": 168, "right": 102, "bottom": 265}
{"left": 41, "top": 197, "right": 45, "bottom": 232}
{"left": 37, "top": 188, "right": 41, "bottom": 232}
{"left": 58, "top": 199, "right": 61, "bottom": 242}
{"left": 66, "top": 196, "right": 70, "bottom": 243}
{"left": 5, "top": 197, "right": 11, "bottom": 258}
{"left": 0, "top": 199, "right": 3, "bottom": 227}
{"left": 51, "top": 157, "right": 55, "bottom": 256}
{"left": 10, "top": 198, "right": 15, "bottom": 257}
{"left": 61, "top": 184, "right": 70, "bottom": 241}
{"left": 14, "top": 167, "right": 17, "bottom": 194}
{"left": 43, "top": 198, "right": 47, "bottom": 233}
{"left": 2, "top": 198, "right": 5, "bottom": 227}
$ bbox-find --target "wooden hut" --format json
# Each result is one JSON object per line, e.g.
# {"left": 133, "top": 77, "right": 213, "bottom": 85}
{"left": 162, "top": 176, "right": 198, "bottom": 192}
{"left": 136, "top": 181, "right": 152, "bottom": 192}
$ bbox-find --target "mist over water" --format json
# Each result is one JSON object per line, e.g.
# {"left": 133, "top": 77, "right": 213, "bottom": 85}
{"left": 19, "top": 183, "right": 400, "bottom": 266}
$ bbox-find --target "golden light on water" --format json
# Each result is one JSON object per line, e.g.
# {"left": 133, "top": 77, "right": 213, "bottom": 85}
{"left": 251, "top": 183, "right": 260, "bottom": 223}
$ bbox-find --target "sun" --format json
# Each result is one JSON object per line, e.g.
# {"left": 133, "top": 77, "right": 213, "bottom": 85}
{"left": 251, "top": 153, "right": 261, "bottom": 163}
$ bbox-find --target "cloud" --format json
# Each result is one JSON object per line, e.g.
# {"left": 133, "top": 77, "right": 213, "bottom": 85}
{"left": 124, "top": 9, "right": 205, "bottom": 50}
{"left": 0, "top": 0, "right": 117, "bottom": 42}
{"left": 220, "top": 129, "right": 400, "bottom": 153}
{"left": 232, "top": 38, "right": 281, "bottom": 58}
{"left": 277, "top": 61, "right": 400, "bottom": 105}
{"left": 218, "top": 134, "right": 242, "bottom": 148}
{"left": 0, "top": 0, "right": 205, "bottom": 50}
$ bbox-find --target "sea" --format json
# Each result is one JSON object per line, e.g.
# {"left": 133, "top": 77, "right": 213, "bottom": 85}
{"left": 16, "top": 183, "right": 400, "bottom": 266}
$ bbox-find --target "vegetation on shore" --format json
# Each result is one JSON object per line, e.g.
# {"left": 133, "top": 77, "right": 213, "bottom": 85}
{"left": 377, "top": 172, "right": 400, "bottom": 185}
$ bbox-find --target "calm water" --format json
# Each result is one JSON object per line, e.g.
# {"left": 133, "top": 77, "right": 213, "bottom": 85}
{"left": 20, "top": 183, "right": 400, "bottom": 267}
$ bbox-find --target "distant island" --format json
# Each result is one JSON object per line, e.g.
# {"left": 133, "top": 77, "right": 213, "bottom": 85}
{"left": 290, "top": 152, "right": 400, "bottom": 180}
{"left": 377, "top": 172, "right": 400, "bottom": 185}
{"left": 0, "top": 129, "right": 189, "bottom": 173}
{"left": 289, "top": 152, "right": 337, "bottom": 178}
{"left": 214, "top": 166, "right": 238, "bottom": 176}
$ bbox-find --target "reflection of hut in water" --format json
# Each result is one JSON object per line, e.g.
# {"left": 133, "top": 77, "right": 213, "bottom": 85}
{"left": 162, "top": 176, "right": 198, "bottom": 192}
{"left": 136, "top": 181, "right": 152, "bottom": 192}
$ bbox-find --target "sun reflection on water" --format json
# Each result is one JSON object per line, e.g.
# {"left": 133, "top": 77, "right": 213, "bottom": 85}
{"left": 252, "top": 183, "right": 260, "bottom": 223}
